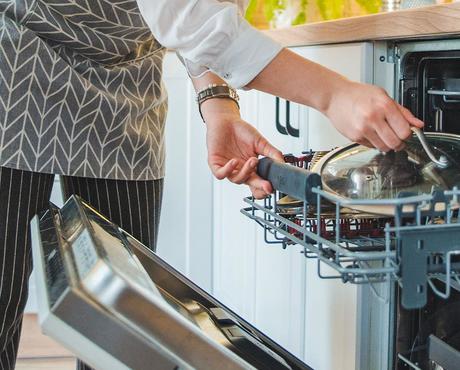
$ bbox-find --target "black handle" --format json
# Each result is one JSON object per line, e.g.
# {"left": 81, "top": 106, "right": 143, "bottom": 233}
{"left": 275, "top": 97, "right": 288, "bottom": 135}
{"left": 257, "top": 157, "right": 322, "bottom": 204}
{"left": 285, "top": 101, "right": 300, "bottom": 138}
{"left": 275, "top": 98, "right": 300, "bottom": 138}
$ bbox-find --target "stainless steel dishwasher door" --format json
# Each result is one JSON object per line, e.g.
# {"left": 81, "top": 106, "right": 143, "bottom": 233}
{"left": 31, "top": 195, "right": 312, "bottom": 370}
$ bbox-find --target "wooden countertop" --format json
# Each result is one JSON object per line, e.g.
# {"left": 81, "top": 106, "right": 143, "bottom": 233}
{"left": 264, "top": 2, "right": 460, "bottom": 47}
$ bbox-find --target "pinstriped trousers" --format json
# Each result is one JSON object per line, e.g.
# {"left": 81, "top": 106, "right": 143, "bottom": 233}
{"left": 0, "top": 166, "right": 163, "bottom": 370}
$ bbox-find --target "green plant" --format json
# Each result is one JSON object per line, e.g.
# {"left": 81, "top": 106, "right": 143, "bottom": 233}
{"left": 245, "top": 0, "right": 258, "bottom": 23}
{"left": 292, "top": 0, "right": 308, "bottom": 25}
{"left": 316, "top": 0, "right": 346, "bottom": 20}
{"left": 264, "top": 0, "right": 287, "bottom": 22}
{"left": 246, "top": 0, "right": 287, "bottom": 25}
{"left": 246, "top": 0, "right": 308, "bottom": 27}
{"left": 356, "top": 0, "right": 381, "bottom": 13}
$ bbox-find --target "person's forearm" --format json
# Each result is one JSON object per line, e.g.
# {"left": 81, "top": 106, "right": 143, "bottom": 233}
{"left": 191, "top": 71, "right": 226, "bottom": 92}
{"left": 246, "top": 48, "right": 423, "bottom": 152}
{"left": 246, "top": 48, "right": 348, "bottom": 115}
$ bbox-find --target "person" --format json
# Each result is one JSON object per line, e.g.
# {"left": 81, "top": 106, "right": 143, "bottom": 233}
{"left": 0, "top": 0, "right": 423, "bottom": 369}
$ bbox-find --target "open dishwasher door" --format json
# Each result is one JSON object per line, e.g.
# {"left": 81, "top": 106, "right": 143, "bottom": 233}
{"left": 30, "top": 195, "right": 311, "bottom": 370}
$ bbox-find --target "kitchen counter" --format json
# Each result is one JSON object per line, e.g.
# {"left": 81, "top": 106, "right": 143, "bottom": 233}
{"left": 264, "top": 2, "right": 460, "bottom": 47}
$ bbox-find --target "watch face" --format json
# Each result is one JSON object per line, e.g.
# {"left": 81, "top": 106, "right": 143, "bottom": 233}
{"left": 314, "top": 132, "right": 460, "bottom": 202}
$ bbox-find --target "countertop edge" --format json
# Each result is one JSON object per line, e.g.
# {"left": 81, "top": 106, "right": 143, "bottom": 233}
{"left": 263, "top": 3, "right": 460, "bottom": 47}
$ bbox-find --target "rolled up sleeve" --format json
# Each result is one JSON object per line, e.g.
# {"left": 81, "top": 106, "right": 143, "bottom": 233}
{"left": 136, "top": 0, "right": 282, "bottom": 88}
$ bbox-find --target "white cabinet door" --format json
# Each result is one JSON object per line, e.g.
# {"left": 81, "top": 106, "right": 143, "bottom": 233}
{"left": 248, "top": 44, "right": 373, "bottom": 363}
{"left": 157, "top": 52, "right": 213, "bottom": 291}
{"left": 212, "top": 89, "right": 260, "bottom": 323}
{"left": 292, "top": 42, "right": 373, "bottom": 370}
{"left": 252, "top": 92, "right": 308, "bottom": 356}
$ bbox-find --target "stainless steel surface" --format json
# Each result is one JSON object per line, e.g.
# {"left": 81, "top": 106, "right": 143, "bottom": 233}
{"left": 435, "top": 108, "right": 444, "bottom": 132}
{"left": 410, "top": 127, "right": 449, "bottom": 168}
{"left": 427, "top": 89, "right": 460, "bottom": 97}
{"left": 32, "top": 196, "right": 311, "bottom": 370}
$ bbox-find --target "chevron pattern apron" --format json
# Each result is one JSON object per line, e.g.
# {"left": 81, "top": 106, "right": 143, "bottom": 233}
{"left": 0, "top": 0, "right": 167, "bottom": 180}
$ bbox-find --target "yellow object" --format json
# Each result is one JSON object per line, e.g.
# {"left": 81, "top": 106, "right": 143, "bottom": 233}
{"left": 246, "top": 0, "right": 384, "bottom": 28}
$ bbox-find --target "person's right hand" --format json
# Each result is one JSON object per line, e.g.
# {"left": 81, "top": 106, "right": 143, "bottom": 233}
{"left": 326, "top": 81, "right": 424, "bottom": 152}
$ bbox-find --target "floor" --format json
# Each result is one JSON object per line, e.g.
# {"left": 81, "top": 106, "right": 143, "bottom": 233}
{"left": 16, "top": 314, "right": 75, "bottom": 370}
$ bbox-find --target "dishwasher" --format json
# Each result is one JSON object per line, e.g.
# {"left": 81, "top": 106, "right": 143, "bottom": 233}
{"left": 242, "top": 38, "right": 460, "bottom": 370}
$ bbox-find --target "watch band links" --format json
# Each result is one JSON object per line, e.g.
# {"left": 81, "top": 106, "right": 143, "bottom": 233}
{"left": 196, "top": 84, "right": 240, "bottom": 122}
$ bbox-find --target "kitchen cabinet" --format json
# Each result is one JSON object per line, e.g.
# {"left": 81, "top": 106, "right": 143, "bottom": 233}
{"left": 212, "top": 42, "right": 373, "bottom": 368}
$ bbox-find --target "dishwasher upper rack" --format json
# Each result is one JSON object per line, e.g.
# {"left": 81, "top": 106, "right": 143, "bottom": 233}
{"left": 241, "top": 168, "right": 460, "bottom": 310}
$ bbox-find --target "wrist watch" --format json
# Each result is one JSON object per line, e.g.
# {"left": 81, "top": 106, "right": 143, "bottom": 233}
{"left": 196, "top": 84, "right": 240, "bottom": 122}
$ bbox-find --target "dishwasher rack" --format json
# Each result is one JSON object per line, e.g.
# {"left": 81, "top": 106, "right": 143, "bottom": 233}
{"left": 241, "top": 155, "right": 460, "bottom": 309}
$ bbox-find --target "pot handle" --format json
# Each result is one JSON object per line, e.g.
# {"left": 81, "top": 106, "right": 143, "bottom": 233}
{"left": 257, "top": 157, "right": 322, "bottom": 204}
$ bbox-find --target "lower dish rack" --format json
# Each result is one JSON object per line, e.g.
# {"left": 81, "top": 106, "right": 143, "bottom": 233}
{"left": 241, "top": 154, "right": 460, "bottom": 309}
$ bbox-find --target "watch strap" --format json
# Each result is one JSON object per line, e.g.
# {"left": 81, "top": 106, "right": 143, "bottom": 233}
{"left": 196, "top": 84, "right": 240, "bottom": 122}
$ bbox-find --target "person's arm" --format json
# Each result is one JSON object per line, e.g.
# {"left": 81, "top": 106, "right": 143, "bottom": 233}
{"left": 246, "top": 49, "right": 423, "bottom": 152}
{"left": 137, "top": 0, "right": 423, "bottom": 197}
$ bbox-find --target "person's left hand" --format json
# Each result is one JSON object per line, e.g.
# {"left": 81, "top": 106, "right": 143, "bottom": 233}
{"left": 202, "top": 99, "right": 284, "bottom": 199}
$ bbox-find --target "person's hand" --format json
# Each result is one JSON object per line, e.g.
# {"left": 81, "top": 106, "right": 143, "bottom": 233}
{"left": 326, "top": 81, "right": 424, "bottom": 152}
{"left": 201, "top": 99, "right": 284, "bottom": 199}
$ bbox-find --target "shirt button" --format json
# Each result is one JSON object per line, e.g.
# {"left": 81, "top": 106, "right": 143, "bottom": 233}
{"left": 223, "top": 72, "right": 232, "bottom": 79}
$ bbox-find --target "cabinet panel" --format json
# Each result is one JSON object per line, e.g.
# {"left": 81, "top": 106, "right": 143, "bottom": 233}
{"left": 212, "top": 89, "right": 259, "bottom": 322}
{"left": 253, "top": 88, "right": 307, "bottom": 357}
{"left": 227, "top": 87, "right": 307, "bottom": 356}
{"left": 292, "top": 42, "right": 373, "bottom": 370}
{"left": 253, "top": 241, "right": 306, "bottom": 356}
{"left": 157, "top": 53, "right": 213, "bottom": 291}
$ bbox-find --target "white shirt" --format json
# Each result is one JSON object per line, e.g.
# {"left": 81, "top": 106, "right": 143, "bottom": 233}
{"left": 135, "top": 0, "right": 283, "bottom": 88}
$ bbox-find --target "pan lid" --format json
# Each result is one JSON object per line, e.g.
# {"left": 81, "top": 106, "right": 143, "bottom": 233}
{"left": 314, "top": 132, "right": 460, "bottom": 201}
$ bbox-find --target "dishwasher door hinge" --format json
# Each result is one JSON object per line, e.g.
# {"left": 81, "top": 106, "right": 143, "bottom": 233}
{"left": 375, "top": 42, "right": 399, "bottom": 65}
{"left": 387, "top": 43, "right": 400, "bottom": 65}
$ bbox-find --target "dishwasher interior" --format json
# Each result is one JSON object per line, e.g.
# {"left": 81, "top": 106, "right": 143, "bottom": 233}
{"left": 396, "top": 40, "right": 460, "bottom": 370}
{"left": 242, "top": 39, "right": 460, "bottom": 370}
